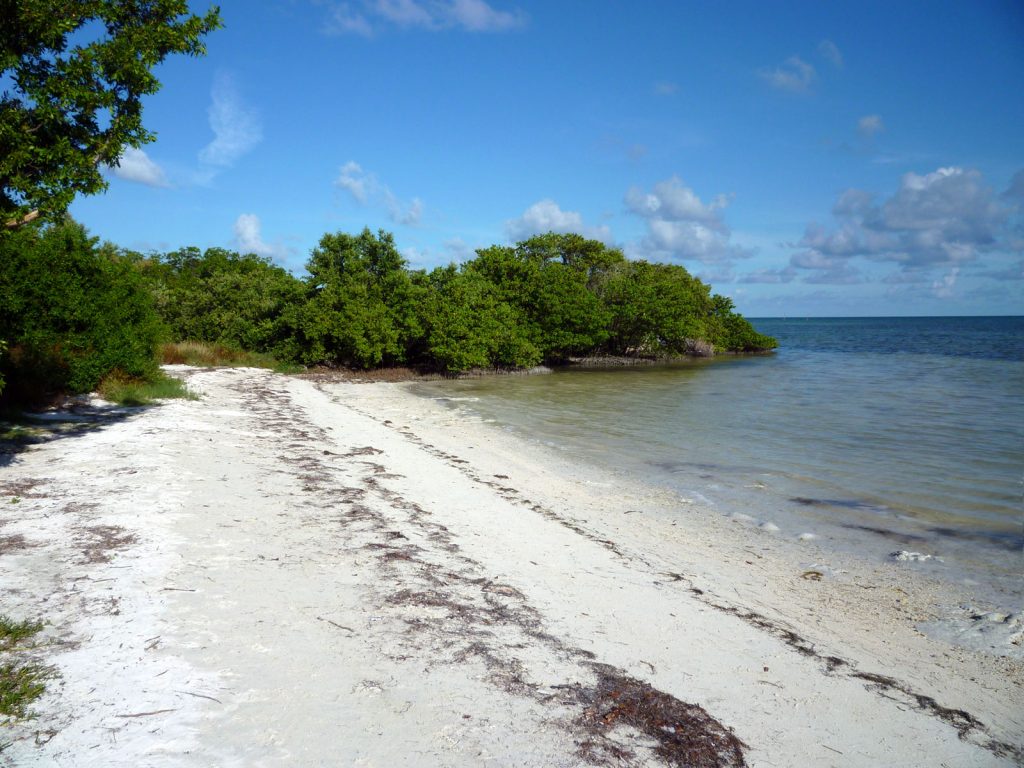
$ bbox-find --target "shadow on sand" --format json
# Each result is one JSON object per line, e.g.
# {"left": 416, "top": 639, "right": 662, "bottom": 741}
{"left": 0, "top": 398, "right": 155, "bottom": 471}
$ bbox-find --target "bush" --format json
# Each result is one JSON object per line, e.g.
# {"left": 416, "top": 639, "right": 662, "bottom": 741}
{"left": 295, "top": 229, "right": 424, "bottom": 368}
{"left": 417, "top": 265, "right": 541, "bottom": 372}
{"left": 0, "top": 220, "right": 163, "bottom": 404}
{"left": 146, "top": 247, "right": 304, "bottom": 356}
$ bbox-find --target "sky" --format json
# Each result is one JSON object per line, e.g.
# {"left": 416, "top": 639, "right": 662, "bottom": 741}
{"left": 69, "top": 0, "right": 1024, "bottom": 317}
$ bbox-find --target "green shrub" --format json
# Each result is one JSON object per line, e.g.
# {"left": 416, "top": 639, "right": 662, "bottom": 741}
{"left": 296, "top": 229, "right": 424, "bottom": 368}
{"left": 418, "top": 265, "right": 540, "bottom": 372}
{"left": 144, "top": 247, "right": 304, "bottom": 357}
{"left": 0, "top": 220, "right": 163, "bottom": 404}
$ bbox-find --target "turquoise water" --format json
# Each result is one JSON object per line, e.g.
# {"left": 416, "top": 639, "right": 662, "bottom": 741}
{"left": 413, "top": 317, "right": 1023, "bottom": 604}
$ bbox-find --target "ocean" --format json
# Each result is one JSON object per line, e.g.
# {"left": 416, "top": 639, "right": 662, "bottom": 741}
{"left": 412, "top": 316, "right": 1024, "bottom": 608}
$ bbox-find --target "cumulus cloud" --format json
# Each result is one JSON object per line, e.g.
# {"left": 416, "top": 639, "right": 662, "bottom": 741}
{"left": 858, "top": 114, "right": 884, "bottom": 137}
{"left": 199, "top": 74, "right": 262, "bottom": 169}
{"left": 818, "top": 39, "right": 843, "bottom": 68}
{"left": 504, "top": 199, "right": 613, "bottom": 244}
{"left": 789, "top": 167, "right": 1019, "bottom": 286}
{"left": 625, "top": 177, "right": 728, "bottom": 228}
{"left": 233, "top": 214, "right": 288, "bottom": 259}
{"left": 624, "top": 177, "right": 748, "bottom": 265}
{"left": 759, "top": 55, "right": 816, "bottom": 92}
{"left": 326, "top": 0, "right": 525, "bottom": 35}
{"left": 335, "top": 161, "right": 423, "bottom": 226}
{"left": 107, "top": 147, "right": 168, "bottom": 188}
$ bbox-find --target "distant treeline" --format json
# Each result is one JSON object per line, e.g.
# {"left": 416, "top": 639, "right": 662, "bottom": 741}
{"left": 0, "top": 220, "right": 776, "bottom": 402}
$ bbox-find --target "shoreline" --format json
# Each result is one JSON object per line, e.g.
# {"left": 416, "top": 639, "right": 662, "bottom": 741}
{"left": 1, "top": 366, "right": 1021, "bottom": 766}
{"left": 405, "top": 361, "right": 1024, "bottom": 632}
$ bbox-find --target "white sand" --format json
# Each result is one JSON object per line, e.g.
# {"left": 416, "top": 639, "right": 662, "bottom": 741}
{"left": 1, "top": 366, "right": 1021, "bottom": 767}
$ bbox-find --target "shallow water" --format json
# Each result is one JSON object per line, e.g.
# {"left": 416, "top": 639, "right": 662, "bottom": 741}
{"left": 412, "top": 317, "right": 1024, "bottom": 607}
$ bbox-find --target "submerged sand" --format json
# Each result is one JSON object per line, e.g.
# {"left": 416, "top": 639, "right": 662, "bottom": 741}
{"left": 1, "top": 366, "right": 1021, "bottom": 767}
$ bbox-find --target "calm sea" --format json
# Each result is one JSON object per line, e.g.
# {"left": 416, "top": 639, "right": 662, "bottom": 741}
{"left": 412, "top": 317, "right": 1024, "bottom": 606}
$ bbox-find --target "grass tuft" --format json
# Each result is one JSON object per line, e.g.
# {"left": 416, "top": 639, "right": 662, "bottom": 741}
{"left": 97, "top": 371, "right": 197, "bottom": 407}
{"left": 0, "top": 662, "right": 50, "bottom": 720}
{"left": 0, "top": 617, "right": 43, "bottom": 651}
{"left": 160, "top": 341, "right": 301, "bottom": 373}
{"left": 0, "top": 616, "right": 49, "bottom": 721}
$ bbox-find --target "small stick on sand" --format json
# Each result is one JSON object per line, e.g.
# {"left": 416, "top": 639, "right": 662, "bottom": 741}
{"left": 116, "top": 709, "right": 177, "bottom": 718}
{"left": 175, "top": 690, "right": 223, "bottom": 704}
{"left": 316, "top": 615, "right": 355, "bottom": 633}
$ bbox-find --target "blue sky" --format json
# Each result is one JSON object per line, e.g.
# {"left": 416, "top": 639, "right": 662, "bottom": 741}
{"left": 70, "top": 0, "right": 1024, "bottom": 316}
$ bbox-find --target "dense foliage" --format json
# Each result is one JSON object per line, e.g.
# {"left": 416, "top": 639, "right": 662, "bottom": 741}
{"left": 1, "top": 1, "right": 221, "bottom": 228}
{"left": 141, "top": 246, "right": 303, "bottom": 355}
{"left": 292, "top": 229, "right": 423, "bottom": 368}
{"left": 0, "top": 222, "right": 774, "bottom": 403}
{"left": 0, "top": 220, "right": 163, "bottom": 403}
{"left": 144, "top": 228, "right": 775, "bottom": 372}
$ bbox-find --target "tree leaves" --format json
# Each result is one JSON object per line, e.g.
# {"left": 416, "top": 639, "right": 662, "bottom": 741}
{"left": 1, "top": 1, "right": 221, "bottom": 226}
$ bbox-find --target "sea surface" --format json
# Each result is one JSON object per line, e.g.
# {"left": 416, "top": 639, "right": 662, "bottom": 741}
{"left": 412, "top": 317, "right": 1024, "bottom": 608}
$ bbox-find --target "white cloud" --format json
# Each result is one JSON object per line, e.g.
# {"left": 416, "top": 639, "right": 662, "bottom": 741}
{"left": 392, "top": 195, "right": 423, "bottom": 226}
{"left": 199, "top": 74, "right": 262, "bottom": 168}
{"left": 818, "top": 39, "right": 843, "bottom": 68}
{"left": 504, "top": 199, "right": 613, "bottom": 244}
{"left": 233, "top": 214, "right": 288, "bottom": 259}
{"left": 625, "top": 176, "right": 728, "bottom": 228}
{"left": 759, "top": 55, "right": 816, "bottom": 92}
{"left": 335, "top": 161, "right": 423, "bottom": 226}
{"left": 376, "top": 0, "right": 434, "bottom": 26}
{"left": 653, "top": 81, "right": 679, "bottom": 96}
{"left": 448, "top": 0, "right": 524, "bottom": 31}
{"left": 327, "top": 4, "right": 374, "bottom": 35}
{"left": 336, "top": 161, "right": 369, "bottom": 202}
{"left": 858, "top": 114, "right": 884, "bottom": 137}
{"left": 790, "top": 167, "right": 1017, "bottom": 282}
{"left": 108, "top": 147, "right": 168, "bottom": 188}
{"left": 931, "top": 267, "right": 959, "bottom": 298}
{"left": 624, "top": 177, "right": 748, "bottom": 265}
{"left": 325, "top": 0, "right": 525, "bottom": 34}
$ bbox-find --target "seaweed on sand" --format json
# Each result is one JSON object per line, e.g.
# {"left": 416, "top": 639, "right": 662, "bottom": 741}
{"left": 571, "top": 664, "right": 747, "bottom": 768}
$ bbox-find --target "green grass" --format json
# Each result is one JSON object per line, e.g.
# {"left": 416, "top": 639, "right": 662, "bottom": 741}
{"left": 97, "top": 371, "right": 197, "bottom": 407}
{"left": 0, "top": 424, "right": 44, "bottom": 443}
{"left": 0, "top": 617, "right": 43, "bottom": 651}
{"left": 0, "top": 662, "right": 49, "bottom": 720}
{"left": 0, "top": 616, "right": 48, "bottom": 721}
{"left": 160, "top": 341, "right": 302, "bottom": 373}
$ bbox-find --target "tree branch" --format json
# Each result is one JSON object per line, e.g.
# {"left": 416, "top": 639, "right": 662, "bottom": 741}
{"left": 4, "top": 210, "right": 41, "bottom": 229}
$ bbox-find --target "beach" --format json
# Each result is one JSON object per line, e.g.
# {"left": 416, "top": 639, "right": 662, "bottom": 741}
{"left": 2, "top": 365, "right": 1022, "bottom": 766}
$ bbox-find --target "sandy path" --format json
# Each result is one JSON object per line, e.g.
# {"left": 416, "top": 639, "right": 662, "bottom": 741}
{"left": 1, "top": 366, "right": 1021, "bottom": 767}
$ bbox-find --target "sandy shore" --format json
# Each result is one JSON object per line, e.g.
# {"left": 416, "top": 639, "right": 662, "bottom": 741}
{"left": 1, "top": 366, "right": 1021, "bottom": 767}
